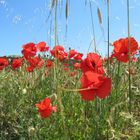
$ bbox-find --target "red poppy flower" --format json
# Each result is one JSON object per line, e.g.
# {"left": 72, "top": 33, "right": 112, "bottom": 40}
{"left": 35, "top": 98, "right": 57, "bottom": 118}
{"left": 63, "top": 67, "right": 69, "bottom": 71}
{"left": 50, "top": 45, "right": 68, "bottom": 60}
{"left": 81, "top": 53, "right": 104, "bottom": 74}
{"left": 62, "top": 63, "right": 69, "bottom": 71}
{"left": 113, "top": 37, "right": 138, "bottom": 63}
{"left": 26, "top": 66, "right": 34, "bottom": 72}
{"left": 0, "top": 58, "right": 9, "bottom": 70}
{"left": 36, "top": 41, "right": 49, "bottom": 52}
{"left": 27, "top": 57, "right": 44, "bottom": 68}
{"left": 11, "top": 58, "right": 24, "bottom": 70}
{"left": 73, "top": 53, "right": 83, "bottom": 61}
{"left": 80, "top": 71, "right": 112, "bottom": 101}
{"left": 69, "top": 49, "right": 77, "bottom": 58}
{"left": 22, "top": 43, "right": 37, "bottom": 58}
{"left": 63, "top": 63, "right": 69, "bottom": 67}
{"left": 46, "top": 60, "right": 53, "bottom": 68}
{"left": 73, "top": 62, "right": 81, "bottom": 70}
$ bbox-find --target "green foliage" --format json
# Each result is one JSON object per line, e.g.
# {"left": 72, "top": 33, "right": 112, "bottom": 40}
{"left": 0, "top": 59, "right": 140, "bottom": 140}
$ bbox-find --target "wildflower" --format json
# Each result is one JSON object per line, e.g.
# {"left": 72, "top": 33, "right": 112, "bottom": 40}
{"left": 80, "top": 71, "right": 112, "bottom": 101}
{"left": 81, "top": 53, "right": 104, "bottom": 74}
{"left": 50, "top": 45, "right": 67, "bottom": 60}
{"left": 68, "top": 49, "right": 77, "bottom": 58}
{"left": 112, "top": 37, "right": 138, "bottom": 63}
{"left": 27, "top": 57, "right": 44, "bottom": 69}
{"left": 0, "top": 58, "right": 9, "bottom": 70}
{"left": 73, "top": 62, "right": 81, "bottom": 70}
{"left": 22, "top": 42, "right": 37, "bottom": 58}
{"left": 63, "top": 67, "right": 69, "bottom": 71}
{"left": 36, "top": 98, "right": 57, "bottom": 118}
{"left": 11, "top": 58, "right": 23, "bottom": 70}
{"left": 73, "top": 53, "right": 83, "bottom": 61}
{"left": 63, "top": 63, "right": 69, "bottom": 67}
{"left": 26, "top": 66, "right": 34, "bottom": 72}
{"left": 46, "top": 60, "right": 53, "bottom": 68}
{"left": 36, "top": 41, "right": 49, "bottom": 52}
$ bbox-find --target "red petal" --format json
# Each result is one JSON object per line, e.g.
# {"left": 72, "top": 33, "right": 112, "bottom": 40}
{"left": 95, "top": 78, "right": 112, "bottom": 99}
{"left": 38, "top": 108, "right": 52, "bottom": 118}
{"left": 80, "top": 71, "right": 103, "bottom": 88}
{"left": 80, "top": 89, "right": 95, "bottom": 101}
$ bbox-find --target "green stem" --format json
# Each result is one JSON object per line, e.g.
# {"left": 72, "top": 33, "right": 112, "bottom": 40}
{"left": 57, "top": 91, "right": 66, "bottom": 129}
{"left": 58, "top": 86, "right": 100, "bottom": 92}
{"left": 54, "top": 0, "right": 65, "bottom": 130}
{"left": 127, "top": 0, "right": 131, "bottom": 113}
{"left": 95, "top": 98, "right": 98, "bottom": 139}
{"left": 114, "top": 61, "right": 120, "bottom": 127}
{"left": 107, "top": 0, "right": 110, "bottom": 76}
{"left": 107, "top": 1, "right": 110, "bottom": 139}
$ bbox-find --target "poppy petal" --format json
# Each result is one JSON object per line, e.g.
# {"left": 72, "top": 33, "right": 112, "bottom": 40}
{"left": 95, "top": 78, "right": 112, "bottom": 99}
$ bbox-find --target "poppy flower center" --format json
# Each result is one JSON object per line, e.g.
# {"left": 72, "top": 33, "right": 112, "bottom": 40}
{"left": 0, "top": 63, "right": 4, "bottom": 66}
{"left": 91, "top": 61, "right": 96, "bottom": 67}
{"left": 122, "top": 52, "right": 128, "bottom": 56}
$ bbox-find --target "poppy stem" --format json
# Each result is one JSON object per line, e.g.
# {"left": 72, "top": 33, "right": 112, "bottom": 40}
{"left": 57, "top": 91, "right": 66, "bottom": 129}
{"left": 95, "top": 98, "right": 99, "bottom": 139}
{"left": 106, "top": 1, "right": 110, "bottom": 139}
{"left": 53, "top": 0, "right": 66, "bottom": 132}
{"left": 107, "top": 0, "right": 110, "bottom": 76}
{"left": 58, "top": 86, "right": 96, "bottom": 92}
{"left": 114, "top": 61, "right": 120, "bottom": 127}
{"left": 127, "top": 0, "right": 132, "bottom": 113}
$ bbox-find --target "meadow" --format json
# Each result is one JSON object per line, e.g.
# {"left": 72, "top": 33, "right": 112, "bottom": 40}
{"left": 0, "top": 0, "right": 140, "bottom": 140}
{"left": 0, "top": 40, "right": 140, "bottom": 140}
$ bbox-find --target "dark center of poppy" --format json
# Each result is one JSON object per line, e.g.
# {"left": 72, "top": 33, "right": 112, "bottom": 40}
{"left": 91, "top": 61, "right": 95, "bottom": 67}
{"left": 0, "top": 63, "right": 4, "bottom": 66}
{"left": 122, "top": 52, "right": 128, "bottom": 55}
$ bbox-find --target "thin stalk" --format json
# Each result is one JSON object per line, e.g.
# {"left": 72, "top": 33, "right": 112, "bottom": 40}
{"left": 106, "top": 1, "right": 110, "bottom": 139}
{"left": 54, "top": 0, "right": 65, "bottom": 129}
{"left": 49, "top": 19, "right": 52, "bottom": 47}
{"left": 89, "top": 0, "right": 97, "bottom": 52}
{"left": 53, "top": 0, "right": 57, "bottom": 93}
{"left": 59, "top": 86, "right": 100, "bottom": 92}
{"left": 107, "top": 0, "right": 110, "bottom": 75}
{"left": 54, "top": 0, "right": 58, "bottom": 45}
{"left": 57, "top": 91, "right": 66, "bottom": 129}
{"left": 127, "top": 0, "right": 131, "bottom": 113}
{"left": 114, "top": 61, "right": 120, "bottom": 127}
{"left": 84, "top": 101, "right": 88, "bottom": 138}
{"left": 95, "top": 98, "right": 98, "bottom": 139}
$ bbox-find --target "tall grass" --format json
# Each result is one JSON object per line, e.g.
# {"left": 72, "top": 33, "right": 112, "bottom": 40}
{"left": 0, "top": 0, "right": 140, "bottom": 139}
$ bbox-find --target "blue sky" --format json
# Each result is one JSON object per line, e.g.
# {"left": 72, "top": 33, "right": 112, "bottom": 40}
{"left": 0, "top": 0, "right": 140, "bottom": 57}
